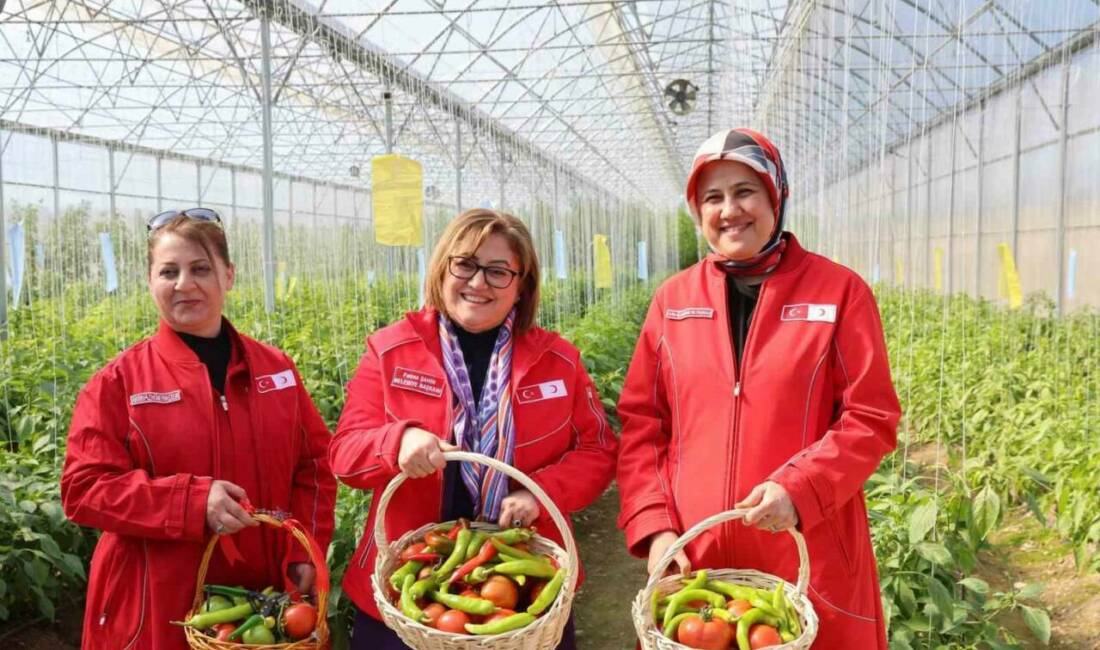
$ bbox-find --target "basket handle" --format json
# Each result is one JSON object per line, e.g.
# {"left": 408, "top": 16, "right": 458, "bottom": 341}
{"left": 372, "top": 450, "right": 579, "bottom": 595}
{"left": 644, "top": 508, "right": 810, "bottom": 598}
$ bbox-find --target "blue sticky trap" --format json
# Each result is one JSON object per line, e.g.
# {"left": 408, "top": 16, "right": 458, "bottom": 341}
{"left": 1067, "top": 249, "right": 1078, "bottom": 299}
{"left": 7, "top": 223, "right": 25, "bottom": 309}
{"left": 637, "top": 241, "right": 648, "bottom": 280}
{"left": 99, "top": 232, "right": 119, "bottom": 293}
{"left": 553, "top": 230, "right": 567, "bottom": 280}
{"left": 417, "top": 247, "right": 427, "bottom": 307}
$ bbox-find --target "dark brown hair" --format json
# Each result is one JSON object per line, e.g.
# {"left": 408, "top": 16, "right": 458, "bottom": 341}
{"left": 424, "top": 209, "right": 540, "bottom": 333}
{"left": 147, "top": 215, "right": 231, "bottom": 274}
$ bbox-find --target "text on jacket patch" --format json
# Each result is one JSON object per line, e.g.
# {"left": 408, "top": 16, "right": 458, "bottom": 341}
{"left": 391, "top": 367, "right": 444, "bottom": 398}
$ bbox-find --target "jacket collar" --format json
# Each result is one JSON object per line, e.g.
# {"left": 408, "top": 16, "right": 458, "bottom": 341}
{"left": 404, "top": 307, "right": 553, "bottom": 384}
{"left": 152, "top": 317, "right": 245, "bottom": 367}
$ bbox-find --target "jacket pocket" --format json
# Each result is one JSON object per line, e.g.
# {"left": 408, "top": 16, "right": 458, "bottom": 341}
{"left": 825, "top": 514, "right": 855, "bottom": 577}
{"left": 89, "top": 536, "right": 147, "bottom": 649}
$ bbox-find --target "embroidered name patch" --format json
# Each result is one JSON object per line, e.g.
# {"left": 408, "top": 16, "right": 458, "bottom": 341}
{"left": 130, "top": 390, "right": 181, "bottom": 406}
{"left": 391, "top": 367, "right": 444, "bottom": 398}
{"left": 665, "top": 307, "right": 715, "bottom": 320}
{"left": 516, "top": 379, "right": 568, "bottom": 404}
{"left": 256, "top": 369, "right": 297, "bottom": 394}
{"left": 781, "top": 304, "right": 837, "bottom": 323}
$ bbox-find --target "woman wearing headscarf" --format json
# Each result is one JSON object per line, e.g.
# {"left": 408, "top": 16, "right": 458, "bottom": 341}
{"left": 330, "top": 208, "right": 617, "bottom": 649}
{"left": 616, "top": 128, "right": 900, "bottom": 648}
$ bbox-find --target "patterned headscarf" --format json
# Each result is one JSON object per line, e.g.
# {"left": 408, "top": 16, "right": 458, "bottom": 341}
{"left": 685, "top": 128, "right": 790, "bottom": 276}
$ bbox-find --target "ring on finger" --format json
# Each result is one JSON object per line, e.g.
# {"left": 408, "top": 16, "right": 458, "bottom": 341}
{"left": 511, "top": 518, "right": 523, "bottom": 528}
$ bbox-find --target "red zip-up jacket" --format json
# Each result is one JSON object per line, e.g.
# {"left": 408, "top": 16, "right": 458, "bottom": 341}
{"left": 617, "top": 234, "right": 900, "bottom": 649}
{"left": 330, "top": 308, "right": 617, "bottom": 619}
{"left": 61, "top": 320, "right": 337, "bottom": 650}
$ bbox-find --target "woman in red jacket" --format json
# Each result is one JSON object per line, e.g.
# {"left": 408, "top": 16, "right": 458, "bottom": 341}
{"left": 330, "top": 208, "right": 617, "bottom": 649}
{"left": 616, "top": 129, "right": 901, "bottom": 648}
{"left": 61, "top": 210, "right": 337, "bottom": 650}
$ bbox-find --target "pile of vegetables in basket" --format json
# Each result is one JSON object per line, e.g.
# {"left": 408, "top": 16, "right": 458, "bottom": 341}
{"left": 651, "top": 570, "right": 802, "bottom": 650}
{"left": 387, "top": 519, "right": 567, "bottom": 636}
{"left": 174, "top": 585, "right": 319, "bottom": 645}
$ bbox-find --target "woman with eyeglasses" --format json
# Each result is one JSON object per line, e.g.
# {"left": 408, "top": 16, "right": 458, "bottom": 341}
{"left": 61, "top": 209, "right": 337, "bottom": 650}
{"left": 330, "top": 208, "right": 617, "bottom": 649}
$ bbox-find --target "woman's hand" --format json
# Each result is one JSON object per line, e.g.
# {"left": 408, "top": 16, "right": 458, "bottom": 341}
{"left": 287, "top": 562, "right": 317, "bottom": 599}
{"left": 398, "top": 427, "right": 458, "bottom": 478}
{"left": 647, "top": 530, "right": 691, "bottom": 577}
{"left": 205, "top": 480, "right": 258, "bottom": 535}
{"left": 737, "top": 481, "right": 799, "bottom": 533}
{"left": 497, "top": 489, "right": 540, "bottom": 529}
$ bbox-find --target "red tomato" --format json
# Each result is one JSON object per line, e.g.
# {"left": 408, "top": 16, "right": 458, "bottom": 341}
{"left": 282, "top": 602, "right": 318, "bottom": 640}
{"left": 400, "top": 542, "right": 429, "bottom": 562}
{"left": 749, "top": 624, "right": 782, "bottom": 648}
{"left": 436, "top": 609, "right": 470, "bottom": 634}
{"left": 676, "top": 614, "right": 732, "bottom": 650}
{"left": 458, "top": 588, "right": 479, "bottom": 599}
{"left": 480, "top": 576, "right": 519, "bottom": 610}
{"left": 727, "top": 599, "right": 753, "bottom": 617}
{"left": 211, "top": 622, "right": 236, "bottom": 642}
{"left": 422, "top": 603, "right": 447, "bottom": 627}
{"left": 482, "top": 609, "right": 516, "bottom": 625}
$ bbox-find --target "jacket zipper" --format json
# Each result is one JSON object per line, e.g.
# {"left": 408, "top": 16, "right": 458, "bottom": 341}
{"left": 726, "top": 280, "right": 769, "bottom": 569}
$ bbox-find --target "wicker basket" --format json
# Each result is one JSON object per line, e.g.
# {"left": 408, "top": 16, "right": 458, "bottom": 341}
{"left": 372, "top": 451, "right": 579, "bottom": 650}
{"left": 632, "top": 508, "right": 819, "bottom": 650}
{"left": 183, "top": 512, "right": 330, "bottom": 649}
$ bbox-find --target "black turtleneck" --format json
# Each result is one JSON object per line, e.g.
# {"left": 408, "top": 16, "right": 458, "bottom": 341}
{"left": 726, "top": 276, "right": 761, "bottom": 369}
{"left": 177, "top": 327, "right": 231, "bottom": 394}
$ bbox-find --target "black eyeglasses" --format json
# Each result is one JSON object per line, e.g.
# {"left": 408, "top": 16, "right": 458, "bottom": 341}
{"left": 147, "top": 207, "right": 222, "bottom": 233}
{"left": 448, "top": 256, "right": 520, "bottom": 289}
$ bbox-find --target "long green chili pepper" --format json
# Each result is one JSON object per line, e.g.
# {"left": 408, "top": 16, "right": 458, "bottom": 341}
{"left": 492, "top": 559, "right": 557, "bottom": 579}
{"left": 464, "top": 612, "right": 537, "bottom": 635}
{"left": 400, "top": 574, "right": 427, "bottom": 623}
{"left": 389, "top": 560, "right": 424, "bottom": 592}
{"left": 786, "top": 599, "right": 802, "bottom": 636}
{"left": 204, "top": 585, "right": 252, "bottom": 599}
{"left": 662, "top": 612, "right": 696, "bottom": 640}
{"left": 735, "top": 608, "right": 781, "bottom": 650}
{"left": 430, "top": 590, "right": 497, "bottom": 615}
{"left": 491, "top": 538, "right": 539, "bottom": 560}
{"left": 527, "top": 568, "right": 565, "bottom": 615}
{"left": 172, "top": 602, "right": 254, "bottom": 628}
{"left": 772, "top": 582, "right": 785, "bottom": 611}
{"left": 465, "top": 565, "right": 494, "bottom": 585}
{"left": 409, "top": 576, "right": 438, "bottom": 601}
{"left": 491, "top": 527, "right": 533, "bottom": 545}
{"left": 681, "top": 569, "right": 708, "bottom": 591}
{"left": 781, "top": 629, "right": 796, "bottom": 642}
{"left": 705, "top": 580, "right": 758, "bottom": 601}
{"left": 650, "top": 589, "right": 662, "bottom": 624}
{"left": 227, "top": 613, "right": 264, "bottom": 641}
{"left": 708, "top": 607, "right": 733, "bottom": 623}
{"left": 464, "top": 531, "right": 489, "bottom": 561}
{"left": 662, "top": 588, "right": 725, "bottom": 630}
{"left": 748, "top": 597, "right": 785, "bottom": 620}
{"left": 433, "top": 528, "right": 471, "bottom": 580}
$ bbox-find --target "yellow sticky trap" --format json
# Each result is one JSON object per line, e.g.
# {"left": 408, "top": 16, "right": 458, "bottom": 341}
{"left": 594, "top": 234, "right": 612, "bottom": 289}
{"left": 275, "top": 261, "right": 288, "bottom": 302}
{"left": 895, "top": 258, "right": 905, "bottom": 284}
{"left": 933, "top": 247, "right": 944, "bottom": 292}
{"left": 287, "top": 276, "right": 298, "bottom": 298}
{"left": 372, "top": 155, "right": 424, "bottom": 246}
{"left": 997, "top": 243, "right": 1023, "bottom": 309}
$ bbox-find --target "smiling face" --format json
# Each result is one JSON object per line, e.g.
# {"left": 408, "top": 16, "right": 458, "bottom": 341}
{"left": 148, "top": 233, "right": 234, "bottom": 337}
{"left": 441, "top": 233, "right": 521, "bottom": 333}
{"left": 696, "top": 160, "right": 776, "bottom": 261}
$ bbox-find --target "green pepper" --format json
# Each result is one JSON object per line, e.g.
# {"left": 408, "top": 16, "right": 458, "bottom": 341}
{"left": 430, "top": 590, "right": 497, "bottom": 615}
{"left": 705, "top": 580, "right": 758, "bottom": 601}
{"left": 227, "top": 613, "right": 264, "bottom": 641}
{"left": 650, "top": 589, "right": 662, "bottom": 625}
{"left": 409, "top": 576, "right": 438, "bottom": 601}
{"left": 389, "top": 560, "right": 424, "bottom": 592}
{"left": 786, "top": 598, "right": 802, "bottom": 636}
{"left": 464, "top": 612, "right": 537, "bottom": 635}
{"left": 465, "top": 565, "right": 494, "bottom": 585}
{"left": 400, "top": 574, "right": 427, "bottom": 623}
{"left": 464, "top": 531, "right": 489, "bottom": 561}
{"left": 708, "top": 607, "right": 733, "bottom": 623}
{"left": 491, "top": 538, "right": 539, "bottom": 561}
{"left": 433, "top": 528, "right": 471, "bottom": 580}
{"left": 491, "top": 527, "right": 533, "bottom": 545}
{"left": 681, "top": 569, "right": 708, "bottom": 591}
{"left": 492, "top": 559, "right": 557, "bottom": 579}
{"left": 661, "top": 588, "right": 726, "bottom": 629}
{"left": 526, "top": 567, "right": 565, "bottom": 616}
{"left": 662, "top": 612, "right": 696, "bottom": 640}
{"left": 735, "top": 608, "right": 781, "bottom": 650}
{"left": 172, "top": 601, "right": 254, "bottom": 629}
{"left": 772, "top": 582, "right": 785, "bottom": 611}
{"left": 200, "top": 595, "right": 233, "bottom": 613}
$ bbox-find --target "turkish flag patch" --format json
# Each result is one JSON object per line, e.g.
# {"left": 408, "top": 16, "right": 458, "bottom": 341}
{"left": 516, "top": 380, "right": 568, "bottom": 404}
{"left": 781, "top": 303, "right": 837, "bottom": 323}
{"left": 256, "top": 369, "right": 297, "bottom": 393}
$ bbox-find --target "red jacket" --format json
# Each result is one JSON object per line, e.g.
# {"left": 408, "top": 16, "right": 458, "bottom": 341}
{"left": 61, "top": 321, "right": 337, "bottom": 650}
{"left": 330, "top": 308, "right": 617, "bottom": 619}
{"left": 617, "top": 234, "right": 900, "bottom": 649}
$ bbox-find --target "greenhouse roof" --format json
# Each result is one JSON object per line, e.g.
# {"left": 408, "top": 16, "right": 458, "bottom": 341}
{"left": 1, "top": 0, "right": 1097, "bottom": 207}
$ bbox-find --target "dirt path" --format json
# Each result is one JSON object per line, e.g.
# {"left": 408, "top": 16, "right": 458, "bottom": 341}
{"left": 572, "top": 485, "right": 648, "bottom": 649}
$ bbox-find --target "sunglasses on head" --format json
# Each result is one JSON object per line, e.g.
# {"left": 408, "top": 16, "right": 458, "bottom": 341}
{"left": 147, "top": 207, "right": 222, "bottom": 233}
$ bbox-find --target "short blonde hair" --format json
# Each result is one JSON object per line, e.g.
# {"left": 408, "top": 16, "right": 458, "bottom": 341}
{"left": 424, "top": 209, "right": 540, "bottom": 333}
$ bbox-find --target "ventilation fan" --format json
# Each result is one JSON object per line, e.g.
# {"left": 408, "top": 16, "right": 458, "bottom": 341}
{"left": 664, "top": 79, "right": 699, "bottom": 116}
{"left": 425, "top": 184, "right": 440, "bottom": 200}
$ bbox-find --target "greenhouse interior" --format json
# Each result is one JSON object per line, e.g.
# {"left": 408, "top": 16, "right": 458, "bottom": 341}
{"left": 1, "top": 0, "right": 1099, "bottom": 648}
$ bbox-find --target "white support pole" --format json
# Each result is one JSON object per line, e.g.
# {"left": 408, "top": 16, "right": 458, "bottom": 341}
{"left": 260, "top": 7, "right": 276, "bottom": 313}
{"left": 0, "top": 134, "right": 6, "bottom": 340}
{"left": 1056, "top": 56, "right": 1071, "bottom": 315}
{"left": 455, "top": 118, "right": 463, "bottom": 214}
